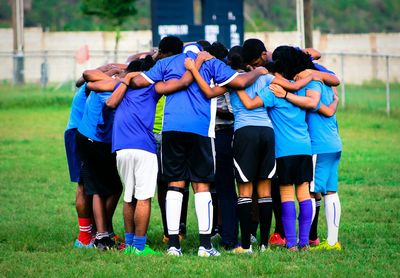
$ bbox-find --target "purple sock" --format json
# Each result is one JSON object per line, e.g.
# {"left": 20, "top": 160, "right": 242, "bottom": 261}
{"left": 299, "top": 199, "right": 313, "bottom": 247}
{"left": 281, "top": 201, "right": 296, "bottom": 248}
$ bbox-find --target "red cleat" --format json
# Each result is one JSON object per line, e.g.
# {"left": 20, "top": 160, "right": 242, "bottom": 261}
{"left": 268, "top": 233, "right": 287, "bottom": 247}
{"left": 309, "top": 237, "right": 320, "bottom": 247}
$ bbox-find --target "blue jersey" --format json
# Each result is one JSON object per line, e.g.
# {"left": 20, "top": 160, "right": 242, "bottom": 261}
{"left": 78, "top": 90, "right": 114, "bottom": 143}
{"left": 258, "top": 84, "right": 312, "bottom": 158}
{"left": 306, "top": 81, "right": 342, "bottom": 154}
{"left": 141, "top": 51, "right": 238, "bottom": 138}
{"left": 230, "top": 74, "right": 274, "bottom": 131}
{"left": 66, "top": 84, "right": 87, "bottom": 131}
{"left": 112, "top": 84, "right": 161, "bottom": 153}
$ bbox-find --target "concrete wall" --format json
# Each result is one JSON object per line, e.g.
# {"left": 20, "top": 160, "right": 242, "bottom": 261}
{"left": 0, "top": 28, "right": 399, "bottom": 84}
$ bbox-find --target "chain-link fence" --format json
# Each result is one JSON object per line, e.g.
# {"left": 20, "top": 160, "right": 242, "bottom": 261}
{"left": 1, "top": 50, "right": 399, "bottom": 116}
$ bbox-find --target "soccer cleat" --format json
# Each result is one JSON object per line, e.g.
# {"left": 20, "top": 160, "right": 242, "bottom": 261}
{"left": 167, "top": 246, "right": 183, "bottom": 256}
{"left": 299, "top": 245, "right": 311, "bottom": 251}
{"left": 74, "top": 239, "right": 94, "bottom": 249}
{"left": 260, "top": 244, "right": 272, "bottom": 253}
{"left": 94, "top": 237, "right": 116, "bottom": 251}
{"left": 250, "top": 234, "right": 258, "bottom": 244}
{"left": 311, "top": 240, "right": 342, "bottom": 251}
{"left": 132, "top": 245, "right": 162, "bottom": 256}
{"left": 123, "top": 245, "right": 134, "bottom": 255}
{"left": 198, "top": 246, "right": 221, "bottom": 257}
{"left": 268, "top": 233, "right": 287, "bottom": 247}
{"left": 232, "top": 245, "right": 253, "bottom": 255}
{"left": 287, "top": 246, "right": 298, "bottom": 252}
{"left": 309, "top": 237, "right": 320, "bottom": 247}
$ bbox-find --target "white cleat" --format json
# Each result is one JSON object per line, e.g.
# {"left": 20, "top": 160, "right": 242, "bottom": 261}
{"left": 198, "top": 246, "right": 221, "bottom": 257}
{"left": 167, "top": 246, "right": 182, "bottom": 256}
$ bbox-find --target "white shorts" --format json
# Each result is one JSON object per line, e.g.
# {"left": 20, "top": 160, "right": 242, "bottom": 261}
{"left": 116, "top": 149, "right": 158, "bottom": 202}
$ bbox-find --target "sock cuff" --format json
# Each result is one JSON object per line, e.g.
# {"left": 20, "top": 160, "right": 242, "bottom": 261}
{"left": 78, "top": 217, "right": 92, "bottom": 226}
{"left": 166, "top": 190, "right": 183, "bottom": 200}
{"left": 194, "top": 192, "right": 211, "bottom": 198}
{"left": 95, "top": 232, "right": 109, "bottom": 240}
{"left": 299, "top": 199, "right": 312, "bottom": 205}
{"left": 315, "top": 200, "right": 321, "bottom": 207}
{"left": 258, "top": 197, "right": 272, "bottom": 204}
{"left": 237, "top": 197, "right": 252, "bottom": 205}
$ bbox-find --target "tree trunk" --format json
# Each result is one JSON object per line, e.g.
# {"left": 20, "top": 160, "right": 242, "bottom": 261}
{"left": 304, "top": 0, "right": 313, "bottom": 48}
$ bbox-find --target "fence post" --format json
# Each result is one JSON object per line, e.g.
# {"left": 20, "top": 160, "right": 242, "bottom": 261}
{"left": 340, "top": 53, "right": 346, "bottom": 109}
{"left": 40, "top": 51, "right": 48, "bottom": 88}
{"left": 385, "top": 55, "right": 390, "bottom": 116}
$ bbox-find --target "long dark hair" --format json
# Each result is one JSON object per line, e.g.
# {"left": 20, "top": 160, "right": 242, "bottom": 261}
{"left": 126, "top": 55, "right": 155, "bottom": 72}
{"left": 267, "top": 46, "right": 317, "bottom": 80}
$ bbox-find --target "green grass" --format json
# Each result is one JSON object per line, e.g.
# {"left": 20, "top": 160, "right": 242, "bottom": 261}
{"left": 0, "top": 84, "right": 399, "bottom": 277}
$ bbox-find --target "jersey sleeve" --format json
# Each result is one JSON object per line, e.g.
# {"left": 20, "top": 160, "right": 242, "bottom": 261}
{"left": 141, "top": 60, "right": 165, "bottom": 84}
{"left": 211, "top": 59, "right": 239, "bottom": 87}
{"left": 306, "top": 81, "right": 322, "bottom": 111}
{"left": 257, "top": 87, "right": 275, "bottom": 108}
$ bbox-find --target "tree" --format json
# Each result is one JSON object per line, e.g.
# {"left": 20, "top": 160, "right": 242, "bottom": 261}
{"left": 81, "top": 0, "right": 137, "bottom": 60}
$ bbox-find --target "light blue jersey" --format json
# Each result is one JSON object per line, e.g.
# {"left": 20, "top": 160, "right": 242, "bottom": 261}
{"left": 258, "top": 84, "right": 312, "bottom": 158}
{"left": 306, "top": 81, "right": 342, "bottom": 154}
{"left": 230, "top": 74, "right": 274, "bottom": 131}
{"left": 141, "top": 52, "right": 238, "bottom": 138}
{"left": 66, "top": 84, "right": 87, "bottom": 131}
{"left": 77, "top": 90, "right": 114, "bottom": 143}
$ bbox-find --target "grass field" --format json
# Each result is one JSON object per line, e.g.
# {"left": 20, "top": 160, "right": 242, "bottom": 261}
{"left": 0, "top": 83, "right": 399, "bottom": 277}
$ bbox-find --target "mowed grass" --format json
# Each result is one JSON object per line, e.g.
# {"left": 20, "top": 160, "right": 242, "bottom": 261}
{"left": 0, "top": 84, "right": 399, "bottom": 277}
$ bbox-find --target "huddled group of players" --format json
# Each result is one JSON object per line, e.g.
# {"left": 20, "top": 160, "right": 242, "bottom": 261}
{"left": 64, "top": 35, "right": 342, "bottom": 256}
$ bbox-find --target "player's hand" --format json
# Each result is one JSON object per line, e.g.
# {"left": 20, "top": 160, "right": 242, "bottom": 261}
{"left": 255, "top": 66, "right": 268, "bottom": 75}
{"left": 294, "top": 69, "right": 312, "bottom": 81}
{"left": 184, "top": 58, "right": 196, "bottom": 71}
{"left": 269, "top": 84, "right": 286, "bottom": 98}
{"left": 197, "top": 51, "right": 214, "bottom": 62}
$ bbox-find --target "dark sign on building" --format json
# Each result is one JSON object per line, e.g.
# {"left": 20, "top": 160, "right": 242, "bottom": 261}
{"left": 151, "top": 0, "right": 243, "bottom": 48}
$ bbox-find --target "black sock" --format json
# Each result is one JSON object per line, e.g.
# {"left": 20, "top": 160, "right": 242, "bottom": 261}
{"left": 237, "top": 197, "right": 253, "bottom": 249}
{"left": 168, "top": 235, "right": 180, "bottom": 249}
{"left": 309, "top": 198, "right": 321, "bottom": 240}
{"left": 258, "top": 197, "right": 273, "bottom": 246}
{"left": 199, "top": 234, "right": 212, "bottom": 249}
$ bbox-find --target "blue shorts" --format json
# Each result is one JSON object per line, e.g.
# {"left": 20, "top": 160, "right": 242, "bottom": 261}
{"left": 64, "top": 128, "right": 81, "bottom": 183}
{"left": 310, "top": 152, "right": 341, "bottom": 194}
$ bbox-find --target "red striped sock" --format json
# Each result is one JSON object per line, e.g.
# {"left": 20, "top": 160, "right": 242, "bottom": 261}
{"left": 77, "top": 217, "right": 93, "bottom": 245}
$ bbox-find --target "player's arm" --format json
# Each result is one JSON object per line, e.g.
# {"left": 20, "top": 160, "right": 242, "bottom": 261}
{"left": 86, "top": 79, "right": 118, "bottom": 92}
{"left": 83, "top": 69, "right": 115, "bottom": 82}
{"left": 270, "top": 83, "right": 320, "bottom": 110}
{"left": 105, "top": 72, "right": 142, "bottom": 108}
{"left": 184, "top": 58, "right": 228, "bottom": 98}
{"left": 317, "top": 94, "right": 339, "bottom": 117}
{"left": 271, "top": 73, "right": 313, "bottom": 92}
{"left": 304, "top": 48, "right": 321, "bottom": 60}
{"left": 154, "top": 71, "right": 194, "bottom": 95}
{"left": 236, "top": 90, "right": 264, "bottom": 109}
{"left": 225, "top": 67, "right": 268, "bottom": 90}
{"left": 307, "top": 69, "right": 340, "bottom": 87}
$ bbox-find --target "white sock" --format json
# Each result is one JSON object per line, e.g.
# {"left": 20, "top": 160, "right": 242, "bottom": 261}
{"left": 195, "top": 192, "right": 213, "bottom": 234}
{"left": 324, "top": 193, "right": 341, "bottom": 246}
{"left": 166, "top": 190, "right": 183, "bottom": 235}
{"left": 311, "top": 198, "right": 316, "bottom": 222}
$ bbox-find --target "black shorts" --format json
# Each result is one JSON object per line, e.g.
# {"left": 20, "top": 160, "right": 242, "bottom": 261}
{"left": 161, "top": 131, "right": 215, "bottom": 183}
{"left": 76, "top": 132, "right": 122, "bottom": 197}
{"left": 276, "top": 155, "right": 313, "bottom": 185}
{"left": 233, "top": 126, "right": 275, "bottom": 183}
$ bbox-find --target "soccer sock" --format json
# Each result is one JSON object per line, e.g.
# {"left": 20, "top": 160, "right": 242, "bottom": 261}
{"left": 166, "top": 190, "right": 183, "bottom": 248}
{"left": 77, "top": 217, "right": 93, "bottom": 245}
{"left": 237, "top": 197, "right": 253, "bottom": 249}
{"left": 325, "top": 193, "right": 341, "bottom": 246}
{"left": 298, "top": 199, "right": 313, "bottom": 247}
{"left": 125, "top": 232, "right": 134, "bottom": 247}
{"left": 195, "top": 192, "right": 213, "bottom": 249}
{"left": 309, "top": 197, "right": 321, "bottom": 240}
{"left": 281, "top": 201, "right": 297, "bottom": 248}
{"left": 133, "top": 235, "right": 147, "bottom": 251}
{"left": 258, "top": 197, "right": 273, "bottom": 246}
{"left": 95, "top": 231, "right": 109, "bottom": 240}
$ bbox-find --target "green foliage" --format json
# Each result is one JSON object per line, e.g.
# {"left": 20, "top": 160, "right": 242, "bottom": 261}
{"left": 81, "top": 0, "right": 137, "bottom": 27}
{"left": 0, "top": 84, "right": 399, "bottom": 276}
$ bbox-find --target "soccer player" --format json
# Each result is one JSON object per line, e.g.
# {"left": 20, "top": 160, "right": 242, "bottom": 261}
{"left": 86, "top": 55, "right": 195, "bottom": 255}
{"left": 184, "top": 49, "right": 315, "bottom": 253}
{"left": 76, "top": 66, "right": 126, "bottom": 250}
{"left": 127, "top": 40, "right": 268, "bottom": 256}
{"left": 270, "top": 46, "right": 342, "bottom": 250}
{"left": 65, "top": 82, "right": 93, "bottom": 248}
